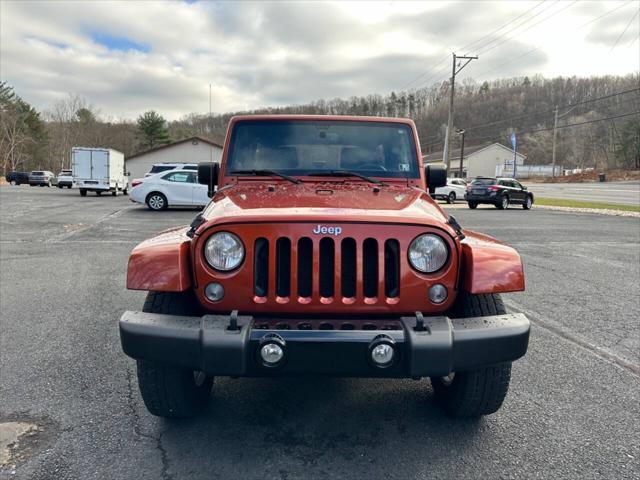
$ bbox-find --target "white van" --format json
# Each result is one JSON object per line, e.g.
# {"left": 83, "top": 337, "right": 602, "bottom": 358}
{"left": 72, "top": 147, "right": 127, "bottom": 197}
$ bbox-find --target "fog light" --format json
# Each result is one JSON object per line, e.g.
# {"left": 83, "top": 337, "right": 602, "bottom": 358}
{"left": 258, "top": 334, "right": 286, "bottom": 367}
{"left": 260, "top": 343, "right": 284, "bottom": 365}
{"left": 204, "top": 282, "right": 224, "bottom": 302}
{"left": 371, "top": 343, "right": 394, "bottom": 366}
{"left": 429, "top": 284, "right": 448, "bottom": 304}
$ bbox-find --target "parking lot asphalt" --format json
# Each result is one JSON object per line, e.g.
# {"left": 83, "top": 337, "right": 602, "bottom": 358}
{"left": 526, "top": 180, "right": 640, "bottom": 206}
{"left": 1, "top": 186, "right": 639, "bottom": 480}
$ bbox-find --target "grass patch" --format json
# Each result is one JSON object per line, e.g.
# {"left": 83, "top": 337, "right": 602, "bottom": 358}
{"left": 536, "top": 197, "right": 640, "bottom": 212}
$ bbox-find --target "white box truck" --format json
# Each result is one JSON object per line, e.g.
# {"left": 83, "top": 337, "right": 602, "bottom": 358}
{"left": 72, "top": 147, "right": 127, "bottom": 197}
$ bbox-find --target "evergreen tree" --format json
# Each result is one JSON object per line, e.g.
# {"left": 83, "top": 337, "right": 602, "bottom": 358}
{"left": 136, "top": 110, "right": 170, "bottom": 149}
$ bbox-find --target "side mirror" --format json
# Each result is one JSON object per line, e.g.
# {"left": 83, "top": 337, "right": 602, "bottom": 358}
{"left": 425, "top": 165, "right": 447, "bottom": 193}
{"left": 198, "top": 162, "right": 220, "bottom": 197}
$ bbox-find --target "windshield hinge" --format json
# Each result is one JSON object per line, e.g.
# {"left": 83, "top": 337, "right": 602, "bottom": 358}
{"left": 186, "top": 212, "right": 205, "bottom": 238}
{"left": 447, "top": 215, "right": 465, "bottom": 240}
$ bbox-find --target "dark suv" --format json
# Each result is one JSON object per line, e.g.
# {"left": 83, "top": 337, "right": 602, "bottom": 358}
{"left": 465, "top": 177, "right": 533, "bottom": 210}
{"left": 6, "top": 171, "right": 30, "bottom": 185}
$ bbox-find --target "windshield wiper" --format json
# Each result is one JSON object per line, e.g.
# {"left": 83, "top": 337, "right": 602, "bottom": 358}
{"left": 307, "top": 170, "right": 387, "bottom": 186}
{"left": 230, "top": 169, "right": 301, "bottom": 184}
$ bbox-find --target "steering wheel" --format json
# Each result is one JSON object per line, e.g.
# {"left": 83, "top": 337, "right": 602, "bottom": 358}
{"left": 358, "top": 163, "right": 387, "bottom": 171}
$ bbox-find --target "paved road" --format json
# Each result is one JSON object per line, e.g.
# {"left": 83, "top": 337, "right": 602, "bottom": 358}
{"left": 526, "top": 180, "right": 640, "bottom": 206}
{"left": 1, "top": 186, "right": 639, "bottom": 480}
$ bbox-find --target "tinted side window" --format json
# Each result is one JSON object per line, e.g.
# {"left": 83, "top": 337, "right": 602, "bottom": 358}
{"left": 164, "top": 172, "right": 192, "bottom": 183}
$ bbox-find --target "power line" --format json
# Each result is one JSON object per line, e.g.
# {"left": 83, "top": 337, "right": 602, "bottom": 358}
{"left": 476, "top": 1, "right": 578, "bottom": 56}
{"left": 466, "top": 87, "right": 640, "bottom": 131}
{"left": 609, "top": 7, "right": 640, "bottom": 52}
{"left": 475, "top": 0, "right": 635, "bottom": 80}
{"left": 460, "top": 0, "right": 548, "bottom": 53}
{"left": 521, "top": 111, "right": 639, "bottom": 134}
{"left": 397, "top": 0, "right": 547, "bottom": 92}
{"left": 473, "top": 0, "right": 561, "bottom": 55}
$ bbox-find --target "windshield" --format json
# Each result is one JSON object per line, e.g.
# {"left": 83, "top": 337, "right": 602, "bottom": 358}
{"left": 226, "top": 120, "right": 419, "bottom": 179}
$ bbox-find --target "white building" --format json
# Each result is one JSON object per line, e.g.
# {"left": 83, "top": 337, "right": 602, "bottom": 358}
{"left": 125, "top": 136, "right": 223, "bottom": 184}
{"left": 423, "top": 142, "right": 525, "bottom": 178}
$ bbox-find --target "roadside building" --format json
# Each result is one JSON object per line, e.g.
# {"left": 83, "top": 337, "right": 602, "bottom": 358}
{"left": 125, "top": 136, "right": 223, "bottom": 184}
{"left": 423, "top": 142, "right": 525, "bottom": 178}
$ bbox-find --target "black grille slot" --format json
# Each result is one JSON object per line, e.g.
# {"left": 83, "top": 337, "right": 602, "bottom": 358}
{"left": 384, "top": 239, "right": 400, "bottom": 297}
{"left": 276, "top": 238, "right": 291, "bottom": 297}
{"left": 254, "top": 238, "right": 269, "bottom": 296}
{"left": 341, "top": 238, "right": 356, "bottom": 297}
{"left": 297, "top": 237, "right": 313, "bottom": 297}
{"left": 319, "top": 238, "right": 335, "bottom": 297}
{"left": 363, "top": 238, "right": 378, "bottom": 298}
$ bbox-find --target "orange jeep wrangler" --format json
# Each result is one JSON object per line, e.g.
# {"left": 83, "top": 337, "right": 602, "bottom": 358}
{"left": 120, "top": 115, "right": 529, "bottom": 419}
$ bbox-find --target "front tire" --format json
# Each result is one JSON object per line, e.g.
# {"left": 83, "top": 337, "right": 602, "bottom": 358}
{"left": 468, "top": 201, "right": 478, "bottom": 209}
{"left": 136, "top": 291, "right": 213, "bottom": 418}
{"left": 523, "top": 195, "right": 533, "bottom": 210}
{"left": 431, "top": 293, "right": 512, "bottom": 418}
{"left": 10, "top": 180, "right": 16, "bottom": 186}
{"left": 447, "top": 192, "right": 456, "bottom": 204}
{"left": 80, "top": 189, "right": 87, "bottom": 197}
{"left": 146, "top": 192, "right": 168, "bottom": 211}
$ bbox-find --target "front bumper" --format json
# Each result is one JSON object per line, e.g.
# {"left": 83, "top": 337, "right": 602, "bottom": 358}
{"left": 119, "top": 311, "right": 530, "bottom": 377}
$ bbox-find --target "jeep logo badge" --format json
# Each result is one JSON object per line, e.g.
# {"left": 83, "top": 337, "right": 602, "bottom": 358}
{"left": 313, "top": 225, "right": 342, "bottom": 236}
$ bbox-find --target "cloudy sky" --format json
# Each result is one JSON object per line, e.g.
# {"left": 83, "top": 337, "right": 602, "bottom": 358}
{"left": 1, "top": 0, "right": 638, "bottom": 120}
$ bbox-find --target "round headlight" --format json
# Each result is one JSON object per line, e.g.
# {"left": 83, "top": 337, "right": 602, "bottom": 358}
{"left": 408, "top": 234, "right": 448, "bottom": 273}
{"left": 204, "top": 232, "right": 244, "bottom": 271}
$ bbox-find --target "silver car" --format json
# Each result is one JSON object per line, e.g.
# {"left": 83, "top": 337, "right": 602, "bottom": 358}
{"left": 29, "top": 171, "right": 57, "bottom": 187}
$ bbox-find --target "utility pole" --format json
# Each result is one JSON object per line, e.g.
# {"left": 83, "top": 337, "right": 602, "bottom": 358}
{"left": 457, "top": 129, "right": 466, "bottom": 177}
{"left": 551, "top": 105, "right": 559, "bottom": 178}
{"left": 443, "top": 53, "right": 478, "bottom": 173}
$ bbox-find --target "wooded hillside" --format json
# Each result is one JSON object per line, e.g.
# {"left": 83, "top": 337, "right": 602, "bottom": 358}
{"left": 2, "top": 74, "right": 638, "bottom": 174}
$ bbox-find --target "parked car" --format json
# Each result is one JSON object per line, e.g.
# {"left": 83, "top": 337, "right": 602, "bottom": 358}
{"left": 465, "top": 177, "right": 534, "bottom": 210}
{"left": 57, "top": 169, "right": 73, "bottom": 188}
{"left": 129, "top": 169, "right": 209, "bottom": 210}
{"left": 119, "top": 115, "right": 530, "bottom": 421}
{"left": 433, "top": 178, "right": 467, "bottom": 203}
{"left": 130, "top": 163, "right": 199, "bottom": 191}
{"left": 6, "top": 171, "right": 30, "bottom": 185}
{"left": 29, "top": 171, "right": 57, "bottom": 187}
{"left": 145, "top": 163, "right": 198, "bottom": 177}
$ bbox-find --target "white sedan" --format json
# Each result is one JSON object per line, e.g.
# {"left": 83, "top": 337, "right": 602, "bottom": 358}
{"left": 433, "top": 178, "right": 468, "bottom": 204}
{"left": 130, "top": 170, "right": 210, "bottom": 211}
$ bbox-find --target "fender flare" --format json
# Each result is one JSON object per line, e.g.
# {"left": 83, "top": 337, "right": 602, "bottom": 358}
{"left": 460, "top": 230, "right": 525, "bottom": 294}
{"left": 127, "top": 227, "right": 192, "bottom": 292}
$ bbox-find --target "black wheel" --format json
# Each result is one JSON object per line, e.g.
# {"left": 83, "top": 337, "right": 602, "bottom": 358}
{"left": 112, "top": 188, "right": 117, "bottom": 196}
{"left": 523, "top": 195, "right": 533, "bottom": 210}
{"left": 431, "top": 293, "right": 512, "bottom": 418}
{"left": 80, "top": 189, "right": 87, "bottom": 197}
{"left": 468, "top": 202, "right": 478, "bottom": 209}
{"left": 58, "top": 184, "right": 63, "bottom": 189}
{"left": 146, "top": 192, "right": 167, "bottom": 211}
{"left": 123, "top": 188, "right": 128, "bottom": 195}
{"left": 447, "top": 192, "right": 456, "bottom": 204}
{"left": 96, "top": 190, "right": 102, "bottom": 196}
{"left": 496, "top": 195, "right": 509, "bottom": 210}
{"left": 136, "top": 291, "right": 213, "bottom": 418}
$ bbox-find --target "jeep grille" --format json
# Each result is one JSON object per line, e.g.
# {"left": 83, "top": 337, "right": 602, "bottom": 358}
{"left": 253, "top": 236, "right": 401, "bottom": 303}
